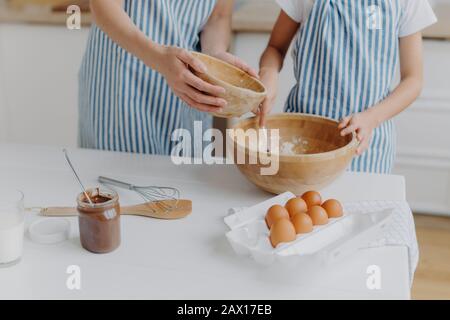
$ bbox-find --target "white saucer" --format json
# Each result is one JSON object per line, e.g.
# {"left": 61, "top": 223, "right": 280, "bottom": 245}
{"left": 28, "top": 218, "right": 71, "bottom": 245}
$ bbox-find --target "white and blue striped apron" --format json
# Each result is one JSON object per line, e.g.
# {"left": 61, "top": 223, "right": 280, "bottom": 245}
{"left": 286, "top": 0, "right": 401, "bottom": 173}
{"left": 79, "top": 0, "right": 217, "bottom": 155}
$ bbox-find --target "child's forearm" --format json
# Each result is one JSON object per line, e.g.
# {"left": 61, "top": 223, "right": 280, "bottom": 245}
{"left": 257, "top": 11, "right": 299, "bottom": 126}
{"left": 369, "top": 76, "right": 423, "bottom": 126}
{"left": 367, "top": 32, "right": 424, "bottom": 126}
{"left": 259, "top": 46, "right": 284, "bottom": 75}
{"left": 259, "top": 10, "right": 299, "bottom": 75}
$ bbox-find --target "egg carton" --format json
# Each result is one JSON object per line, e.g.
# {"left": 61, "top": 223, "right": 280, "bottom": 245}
{"left": 225, "top": 192, "right": 394, "bottom": 267}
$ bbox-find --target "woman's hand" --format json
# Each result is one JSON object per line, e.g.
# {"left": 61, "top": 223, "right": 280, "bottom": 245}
{"left": 256, "top": 67, "right": 279, "bottom": 127}
{"left": 210, "top": 51, "right": 258, "bottom": 78}
{"left": 339, "top": 110, "right": 380, "bottom": 155}
{"left": 154, "top": 46, "right": 227, "bottom": 113}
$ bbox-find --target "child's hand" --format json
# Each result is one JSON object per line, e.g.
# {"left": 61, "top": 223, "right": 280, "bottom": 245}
{"left": 338, "top": 111, "right": 380, "bottom": 155}
{"left": 256, "top": 68, "right": 278, "bottom": 127}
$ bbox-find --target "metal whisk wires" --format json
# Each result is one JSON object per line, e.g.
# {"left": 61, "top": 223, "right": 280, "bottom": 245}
{"left": 98, "top": 176, "right": 180, "bottom": 213}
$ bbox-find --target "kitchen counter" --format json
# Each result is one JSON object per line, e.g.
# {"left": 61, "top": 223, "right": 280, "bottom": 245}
{"left": 1, "top": 0, "right": 449, "bottom": 38}
{"left": 0, "top": 143, "right": 411, "bottom": 299}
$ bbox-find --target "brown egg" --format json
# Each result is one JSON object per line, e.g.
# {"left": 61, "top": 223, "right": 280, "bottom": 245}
{"left": 265, "top": 205, "right": 290, "bottom": 229}
{"left": 308, "top": 206, "right": 329, "bottom": 225}
{"left": 291, "top": 212, "right": 313, "bottom": 234}
{"left": 269, "top": 219, "right": 297, "bottom": 248}
{"left": 301, "top": 191, "right": 322, "bottom": 208}
{"left": 285, "top": 197, "right": 308, "bottom": 218}
{"left": 322, "top": 199, "right": 344, "bottom": 218}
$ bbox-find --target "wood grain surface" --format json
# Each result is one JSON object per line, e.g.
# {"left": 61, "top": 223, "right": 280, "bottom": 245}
{"left": 230, "top": 113, "right": 358, "bottom": 195}
{"left": 412, "top": 214, "right": 450, "bottom": 300}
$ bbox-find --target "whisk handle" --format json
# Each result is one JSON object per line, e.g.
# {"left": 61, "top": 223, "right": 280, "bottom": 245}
{"left": 98, "top": 176, "right": 134, "bottom": 190}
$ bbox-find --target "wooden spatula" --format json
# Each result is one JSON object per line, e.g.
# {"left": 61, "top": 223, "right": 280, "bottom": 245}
{"left": 39, "top": 200, "right": 192, "bottom": 220}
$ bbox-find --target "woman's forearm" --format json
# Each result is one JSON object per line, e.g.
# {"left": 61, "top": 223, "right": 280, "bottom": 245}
{"left": 90, "top": 0, "right": 163, "bottom": 71}
{"left": 200, "top": 0, "right": 233, "bottom": 55}
{"left": 199, "top": 0, "right": 257, "bottom": 76}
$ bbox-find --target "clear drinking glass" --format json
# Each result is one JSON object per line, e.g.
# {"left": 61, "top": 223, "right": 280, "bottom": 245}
{"left": 0, "top": 189, "right": 25, "bottom": 267}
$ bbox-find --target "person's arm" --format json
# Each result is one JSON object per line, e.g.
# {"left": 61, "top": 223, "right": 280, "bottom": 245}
{"left": 258, "top": 11, "right": 300, "bottom": 127}
{"left": 90, "top": 0, "right": 226, "bottom": 113}
{"left": 200, "top": 0, "right": 257, "bottom": 77}
{"left": 339, "top": 32, "right": 424, "bottom": 155}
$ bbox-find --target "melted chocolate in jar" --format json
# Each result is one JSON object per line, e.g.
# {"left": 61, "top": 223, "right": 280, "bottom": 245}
{"left": 89, "top": 194, "right": 112, "bottom": 204}
{"left": 78, "top": 190, "right": 121, "bottom": 254}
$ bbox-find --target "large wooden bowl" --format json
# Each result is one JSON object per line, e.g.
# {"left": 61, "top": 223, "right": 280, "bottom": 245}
{"left": 191, "top": 52, "right": 266, "bottom": 118}
{"left": 228, "top": 114, "right": 358, "bottom": 195}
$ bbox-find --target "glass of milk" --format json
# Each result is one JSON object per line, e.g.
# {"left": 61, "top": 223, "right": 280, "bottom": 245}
{"left": 0, "top": 189, "right": 25, "bottom": 267}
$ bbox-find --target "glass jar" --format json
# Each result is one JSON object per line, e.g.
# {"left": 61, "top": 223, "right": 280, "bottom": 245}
{"left": 0, "top": 189, "right": 25, "bottom": 267}
{"left": 77, "top": 188, "right": 121, "bottom": 254}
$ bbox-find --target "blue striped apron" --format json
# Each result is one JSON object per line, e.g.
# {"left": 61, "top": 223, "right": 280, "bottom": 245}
{"left": 79, "top": 0, "right": 217, "bottom": 155}
{"left": 285, "top": 0, "right": 401, "bottom": 174}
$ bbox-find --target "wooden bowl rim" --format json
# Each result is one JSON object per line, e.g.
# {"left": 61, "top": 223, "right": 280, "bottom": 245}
{"left": 229, "top": 113, "right": 358, "bottom": 161}
{"left": 191, "top": 51, "right": 267, "bottom": 97}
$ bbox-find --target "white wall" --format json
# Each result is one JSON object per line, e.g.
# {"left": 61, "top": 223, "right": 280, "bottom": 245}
{"left": 0, "top": 23, "right": 89, "bottom": 147}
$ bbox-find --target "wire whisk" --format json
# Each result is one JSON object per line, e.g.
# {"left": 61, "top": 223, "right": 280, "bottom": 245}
{"left": 98, "top": 176, "right": 180, "bottom": 213}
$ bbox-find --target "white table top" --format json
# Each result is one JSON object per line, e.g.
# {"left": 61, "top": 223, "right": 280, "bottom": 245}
{"left": 0, "top": 143, "right": 410, "bottom": 299}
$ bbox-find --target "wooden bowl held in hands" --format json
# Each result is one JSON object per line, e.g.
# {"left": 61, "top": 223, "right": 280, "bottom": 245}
{"left": 190, "top": 52, "right": 266, "bottom": 118}
{"left": 228, "top": 113, "right": 358, "bottom": 195}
